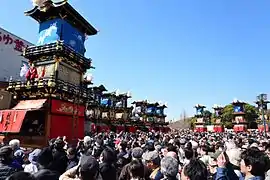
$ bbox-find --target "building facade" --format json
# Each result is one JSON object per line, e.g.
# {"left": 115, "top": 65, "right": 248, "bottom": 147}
{"left": 0, "top": 27, "right": 33, "bottom": 82}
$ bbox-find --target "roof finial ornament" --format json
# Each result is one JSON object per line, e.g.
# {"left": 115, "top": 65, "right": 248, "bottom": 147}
{"left": 31, "top": 0, "right": 68, "bottom": 12}
{"left": 31, "top": 0, "right": 51, "bottom": 12}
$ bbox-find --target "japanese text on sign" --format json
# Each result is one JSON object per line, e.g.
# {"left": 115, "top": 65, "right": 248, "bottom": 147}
{"left": 0, "top": 32, "right": 29, "bottom": 52}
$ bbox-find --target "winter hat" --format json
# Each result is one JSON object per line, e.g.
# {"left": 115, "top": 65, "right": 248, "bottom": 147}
{"left": 226, "top": 148, "right": 241, "bottom": 167}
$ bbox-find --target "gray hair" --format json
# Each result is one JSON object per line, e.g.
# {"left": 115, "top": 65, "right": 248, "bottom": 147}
{"left": 161, "top": 156, "right": 179, "bottom": 177}
{"left": 9, "top": 139, "right": 20, "bottom": 149}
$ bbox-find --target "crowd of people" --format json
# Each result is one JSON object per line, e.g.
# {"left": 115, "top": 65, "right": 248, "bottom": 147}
{"left": 0, "top": 130, "right": 270, "bottom": 180}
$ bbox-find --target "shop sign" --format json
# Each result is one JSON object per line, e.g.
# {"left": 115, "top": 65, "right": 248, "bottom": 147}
{"left": 51, "top": 100, "right": 84, "bottom": 116}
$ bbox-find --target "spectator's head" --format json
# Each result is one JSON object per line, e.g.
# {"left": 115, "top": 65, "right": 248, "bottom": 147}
{"left": 6, "top": 172, "right": 36, "bottom": 180}
{"left": 9, "top": 139, "right": 20, "bottom": 150}
{"left": 180, "top": 139, "right": 186, "bottom": 147}
{"left": 190, "top": 140, "right": 199, "bottom": 150}
{"left": 240, "top": 148, "right": 268, "bottom": 177}
{"left": 225, "top": 141, "right": 236, "bottom": 151}
{"left": 131, "top": 147, "right": 144, "bottom": 160}
{"left": 154, "top": 144, "right": 162, "bottom": 153}
{"left": 83, "top": 136, "right": 91, "bottom": 149}
{"left": 129, "top": 159, "right": 144, "bottom": 179}
{"left": 0, "top": 146, "right": 13, "bottom": 164}
{"left": 184, "top": 148, "right": 193, "bottom": 160}
{"left": 143, "top": 151, "right": 160, "bottom": 170}
{"left": 79, "top": 155, "right": 99, "bottom": 180}
{"left": 226, "top": 148, "right": 241, "bottom": 167}
{"left": 100, "top": 147, "right": 115, "bottom": 164}
{"left": 161, "top": 156, "right": 179, "bottom": 178}
{"left": 181, "top": 159, "right": 207, "bottom": 180}
{"left": 146, "top": 142, "right": 155, "bottom": 151}
{"left": 67, "top": 147, "right": 76, "bottom": 160}
{"left": 186, "top": 142, "right": 192, "bottom": 150}
{"left": 166, "top": 151, "right": 177, "bottom": 159}
{"left": 53, "top": 138, "right": 65, "bottom": 150}
{"left": 167, "top": 144, "right": 177, "bottom": 154}
{"left": 199, "top": 145, "right": 208, "bottom": 155}
{"left": 95, "top": 138, "right": 103, "bottom": 147}
{"left": 37, "top": 148, "right": 53, "bottom": 169}
{"left": 118, "top": 141, "right": 127, "bottom": 151}
{"left": 48, "top": 138, "right": 56, "bottom": 147}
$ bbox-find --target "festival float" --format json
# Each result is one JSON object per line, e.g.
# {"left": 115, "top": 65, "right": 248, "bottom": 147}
{"left": 232, "top": 99, "right": 247, "bottom": 132}
{"left": 0, "top": 0, "right": 98, "bottom": 146}
{"left": 131, "top": 100, "right": 169, "bottom": 132}
{"left": 155, "top": 102, "right": 169, "bottom": 132}
{"left": 112, "top": 91, "right": 134, "bottom": 133}
{"left": 194, "top": 104, "right": 207, "bottom": 132}
{"left": 85, "top": 89, "right": 133, "bottom": 133}
{"left": 85, "top": 85, "right": 107, "bottom": 134}
{"left": 212, "top": 104, "right": 224, "bottom": 132}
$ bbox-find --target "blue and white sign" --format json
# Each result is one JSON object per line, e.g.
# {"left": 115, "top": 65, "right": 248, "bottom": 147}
{"left": 37, "top": 20, "right": 60, "bottom": 45}
{"left": 234, "top": 106, "right": 243, "bottom": 113}
{"left": 62, "top": 20, "right": 86, "bottom": 54}
{"left": 196, "top": 108, "right": 203, "bottom": 115}
{"left": 37, "top": 19, "right": 86, "bottom": 55}
{"left": 101, "top": 98, "right": 111, "bottom": 107}
{"left": 156, "top": 108, "right": 164, "bottom": 116}
{"left": 146, "top": 107, "right": 156, "bottom": 114}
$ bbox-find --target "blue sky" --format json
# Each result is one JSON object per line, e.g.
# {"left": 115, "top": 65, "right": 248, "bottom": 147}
{"left": 1, "top": 0, "right": 270, "bottom": 120}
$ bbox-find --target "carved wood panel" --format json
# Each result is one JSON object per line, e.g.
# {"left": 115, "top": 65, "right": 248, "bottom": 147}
{"left": 36, "top": 64, "right": 55, "bottom": 78}
{"left": 58, "top": 64, "right": 81, "bottom": 85}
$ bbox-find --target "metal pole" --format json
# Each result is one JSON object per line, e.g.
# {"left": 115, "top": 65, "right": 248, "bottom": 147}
{"left": 262, "top": 108, "right": 267, "bottom": 137}
{"left": 261, "top": 97, "right": 267, "bottom": 137}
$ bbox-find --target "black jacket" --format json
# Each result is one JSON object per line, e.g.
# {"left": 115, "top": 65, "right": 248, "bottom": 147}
{"left": 34, "top": 169, "right": 60, "bottom": 180}
{"left": 100, "top": 162, "right": 117, "bottom": 180}
{"left": 50, "top": 149, "right": 68, "bottom": 174}
{"left": 66, "top": 157, "right": 79, "bottom": 171}
{"left": 0, "top": 163, "right": 16, "bottom": 180}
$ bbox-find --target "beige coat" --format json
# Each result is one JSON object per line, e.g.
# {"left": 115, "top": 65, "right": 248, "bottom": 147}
{"left": 59, "top": 165, "right": 81, "bottom": 180}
